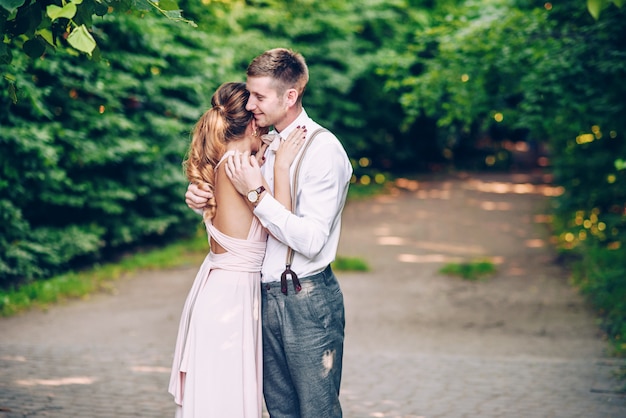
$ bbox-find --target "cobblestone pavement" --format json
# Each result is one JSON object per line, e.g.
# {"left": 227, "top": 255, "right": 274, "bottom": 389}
{"left": 1, "top": 172, "right": 625, "bottom": 417}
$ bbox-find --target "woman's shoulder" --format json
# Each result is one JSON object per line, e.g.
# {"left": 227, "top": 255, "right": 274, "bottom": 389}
{"left": 215, "top": 150, "right": 236, "bottom": 170}
{"left": 214, "top": 162, "right": 249, "bottom": 211}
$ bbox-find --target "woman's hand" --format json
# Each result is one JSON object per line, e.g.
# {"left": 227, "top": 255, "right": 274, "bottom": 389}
{"left": 273, "top": 126, "right": 307, "bottom": 212}
{"left": 253, "top": 142, "right": 270, "bottom": 167}
{"left": 275, "top": 126, "right": 307, "bottom": 171}
{"left": 252, "top": 119, "right": 270, "bottom": 166}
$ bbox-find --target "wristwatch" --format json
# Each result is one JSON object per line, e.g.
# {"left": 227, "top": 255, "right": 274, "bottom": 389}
{"left": 246, "top": 186, "right": 266, "bottom": 204}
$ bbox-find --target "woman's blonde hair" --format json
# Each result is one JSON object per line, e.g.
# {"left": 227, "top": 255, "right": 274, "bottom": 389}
{"left": 183, "top": 82, "right": 254, "bottom": 220}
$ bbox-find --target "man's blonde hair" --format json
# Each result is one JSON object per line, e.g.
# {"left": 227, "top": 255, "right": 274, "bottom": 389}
{"left": 247, "top": 48, "right": 309, "bottom": 104}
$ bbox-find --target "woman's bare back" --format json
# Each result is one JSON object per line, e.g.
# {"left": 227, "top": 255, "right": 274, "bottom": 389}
{"left": 210, "top": 156, "right": 255, "bottom": 254}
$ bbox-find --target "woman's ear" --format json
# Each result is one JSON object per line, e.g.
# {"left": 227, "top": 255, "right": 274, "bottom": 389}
{"left": 251, "top": 118, "right": 269, "bottom": 136}
{"left": 251, "top": 118, "right": 258, "bottom": 134}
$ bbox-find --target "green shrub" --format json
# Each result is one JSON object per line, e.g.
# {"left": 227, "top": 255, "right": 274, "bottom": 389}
{"left": 571, "top": 245, "right": 626, "bottom": 356}
{"left": 0, "top": 229, "right": 209, "bottom": 316}
{"left": 439, "top": 260, "right": 496, "bottom": 281}
{"left": 0, "top": 14, "right": 222, "bottom": 288}
{"left": 332, "top": 256, "right": 369, "bottom": 272}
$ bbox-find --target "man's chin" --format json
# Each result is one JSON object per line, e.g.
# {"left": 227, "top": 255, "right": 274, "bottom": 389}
{"left": 254, "top": 116, "right": 270, "bottom": 128}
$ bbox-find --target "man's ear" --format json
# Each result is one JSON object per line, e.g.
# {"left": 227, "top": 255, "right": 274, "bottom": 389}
{"left": 285, "top": 88, "right": 299, "bottom": 108}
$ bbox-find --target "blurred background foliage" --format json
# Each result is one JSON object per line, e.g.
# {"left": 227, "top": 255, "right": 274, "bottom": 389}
{"left": 1, "top": 0, "right": 625, "bottom": 352}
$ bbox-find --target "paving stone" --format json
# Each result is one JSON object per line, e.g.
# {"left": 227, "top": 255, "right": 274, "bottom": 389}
{"left": 1, "top": 172, "right": 625, "bottom": 418}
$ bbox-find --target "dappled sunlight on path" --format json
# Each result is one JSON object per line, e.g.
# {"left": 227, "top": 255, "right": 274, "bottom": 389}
{"left": 338, "top": 171, "right": 626, "bottom": 417}
{"left": 0, "top": 172, "right": 624, "bottom": 417}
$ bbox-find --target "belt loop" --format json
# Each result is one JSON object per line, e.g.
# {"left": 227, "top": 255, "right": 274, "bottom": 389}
{"left": 321, "top": 264, "right": 330, "bottom": 286}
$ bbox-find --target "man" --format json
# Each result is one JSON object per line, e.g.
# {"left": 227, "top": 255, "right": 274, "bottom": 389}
{"left": 185, "top": 48, "right": 352, "bottom": 417}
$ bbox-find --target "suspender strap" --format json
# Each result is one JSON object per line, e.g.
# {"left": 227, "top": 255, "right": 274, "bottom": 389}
{"left": 280, "top": 128, "right": 327, "bottom": 295}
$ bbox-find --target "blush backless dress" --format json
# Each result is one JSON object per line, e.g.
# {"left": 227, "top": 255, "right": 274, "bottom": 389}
{"left": 169, "top": 151, "right": 267, "bottom": 418}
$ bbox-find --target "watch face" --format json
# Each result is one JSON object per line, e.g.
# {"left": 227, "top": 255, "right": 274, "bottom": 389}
{"left": 247, "top": 186, "right": 264, "bottom": 203}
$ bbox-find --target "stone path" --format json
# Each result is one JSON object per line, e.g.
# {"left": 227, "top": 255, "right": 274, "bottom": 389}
{"left": 1, "top": 171, "right": 625, "bottom": 417}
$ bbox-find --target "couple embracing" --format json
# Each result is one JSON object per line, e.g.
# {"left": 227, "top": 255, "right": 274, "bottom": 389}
{"left": 168, "top": 48, "right": 352, "bottom": 418}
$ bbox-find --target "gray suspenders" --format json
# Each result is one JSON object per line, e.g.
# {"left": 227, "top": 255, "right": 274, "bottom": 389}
{"left": 280, "top": 128, "right": 327, "bottom": 295}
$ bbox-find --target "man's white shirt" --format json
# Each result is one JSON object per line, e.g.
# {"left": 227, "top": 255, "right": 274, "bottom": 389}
{"left": 255, "top": 109, "right": 352, "bottom": 282}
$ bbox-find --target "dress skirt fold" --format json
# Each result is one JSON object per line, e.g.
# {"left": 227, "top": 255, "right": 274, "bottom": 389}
{"left": 169, "top": 217, "right": 267, "bottom": 418}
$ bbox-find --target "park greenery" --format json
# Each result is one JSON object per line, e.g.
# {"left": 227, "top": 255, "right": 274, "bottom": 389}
{"left": 439, "top": 260, "right": 496, "bottom": 281}
{"left": 1, "top": 0, "right": 625, "bottom": 353}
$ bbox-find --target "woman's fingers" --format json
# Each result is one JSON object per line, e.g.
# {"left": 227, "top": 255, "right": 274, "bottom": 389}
{"left": 279, "top": 126, "right": 307, "bottom": 153}
{"left": 256, "top": 142, "right": 269, "bottom": 165}
{"left": 284, "top": 126, "right": 307, "bottom": 143}
{"left": 275, "top": 126, "right": 309, "bottom": 169}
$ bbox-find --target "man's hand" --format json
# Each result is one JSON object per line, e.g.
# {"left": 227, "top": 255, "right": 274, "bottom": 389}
{"left": 225, "top": 151, "right": 265, "bottom": 196}
{"left": 185, "top": 182, "right": 213, "bottom": 210}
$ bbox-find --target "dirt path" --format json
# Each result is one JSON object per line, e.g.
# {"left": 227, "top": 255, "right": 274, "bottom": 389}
{"left": 340, "top": 171, "right": 602, "bottom": 358}
{"left": 338, "top": 171, "right": 626, "bottom": 417}
{"left": 1, "top": 171, "right": 625, "bottom": 417}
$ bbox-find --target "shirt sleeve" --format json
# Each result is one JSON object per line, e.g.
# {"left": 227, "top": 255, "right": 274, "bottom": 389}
{"left": 254, "top": 134, "right": 352, "bottom": 259}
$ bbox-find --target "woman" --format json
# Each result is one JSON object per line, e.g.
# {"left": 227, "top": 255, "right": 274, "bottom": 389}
{"left": 169, "top": 82, "right": 306, "bottom": 417}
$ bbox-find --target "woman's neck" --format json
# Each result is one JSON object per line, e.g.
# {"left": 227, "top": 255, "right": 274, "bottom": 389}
{"left": 225, "top": 138, "right": 251, "bottom": 154}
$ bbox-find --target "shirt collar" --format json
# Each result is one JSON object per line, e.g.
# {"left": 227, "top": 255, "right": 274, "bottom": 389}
{"left": 267, "top": 109, "right": 310, "bottom": 152}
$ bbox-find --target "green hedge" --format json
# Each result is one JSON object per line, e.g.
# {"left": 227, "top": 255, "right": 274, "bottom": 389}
{"left": 377, "top": 0, "right": 626, "bottom": 351}
{"left": 569, "top": 246, "right": 626, "bottom": 355}
{"left": 3, "top": 1, "right": 625, "bottom": 353}
{"left": 1, "top": 0, "right": 447, "bottom": 288}
{"left": 0, "top": 14, "right": 224, "bottom": 287}
{"left": 545, "top": 2, "right": 626, "bottom": 354}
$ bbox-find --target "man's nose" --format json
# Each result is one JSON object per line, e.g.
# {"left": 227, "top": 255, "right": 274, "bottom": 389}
{"left": 246, "top": 99, "right": 256, "bottom": 111}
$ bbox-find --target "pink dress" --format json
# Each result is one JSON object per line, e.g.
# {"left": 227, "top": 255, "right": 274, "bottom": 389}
{"left": 169, "top": 155, "right": 267, "bottom": 417}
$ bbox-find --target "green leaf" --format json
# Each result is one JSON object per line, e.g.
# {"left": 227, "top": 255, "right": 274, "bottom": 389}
{"left": 135, "top": 0, "right": 154, "bottom": 12}
{"left": 94, "top": 1, "right": 108, "bottom": 16}
{"left": 37, "top": 29, "right": 55, "bottom": 47}
{"left": 8, "top": 80, "right": 17, "bottom": 104}
{"left": 158, "top": 0, "right": 179, "bottom": 11}
{"left": 0, "top": 0, "right": 25, "bottom": 13}
{"left": 163, "top": 9, "right": 182, "bottom": 19}
{"left": 23, "top": 38, "right": 45, "bottom": 58}
{"left": 66, "top": 24, "right": 96, "bottom": 55}
{"left": 46, "top": 2, "right": 77, "bottom": 21}
{"left": 0, "top": 42, "right": 11, "bottom": 65}
{"left": 587, "top": 0, "right": 603, "bottom": 20}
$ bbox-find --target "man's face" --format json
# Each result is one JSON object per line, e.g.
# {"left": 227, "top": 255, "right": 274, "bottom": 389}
{"left": 246, "top": 76, "right": 288, "bottom": 130}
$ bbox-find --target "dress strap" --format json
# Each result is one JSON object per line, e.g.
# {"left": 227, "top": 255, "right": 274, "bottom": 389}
{"left": 216, "top": 150, "right": 236, "bottom": 170}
